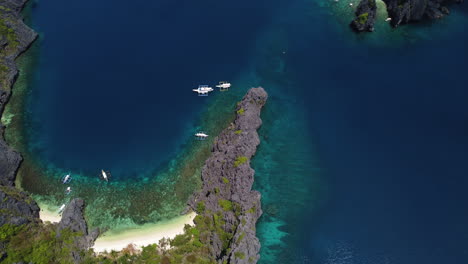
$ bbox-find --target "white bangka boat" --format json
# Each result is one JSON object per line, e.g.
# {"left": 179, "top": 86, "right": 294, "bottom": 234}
{"left": 195, "top": 132, "right": 209, "bottom": 140}
{"left": 193, "top": 85, "right": 214, "bottom": 96}
{"left": 61, "top": 174, "right": 72, "bottom": 184}
{"left": 100, "top": 169, "right": 111, "bottom": 182}
{"left": 58, "top": 204, "right": 66, "bottom": 214}
{"left": 216, "top": 81, "right": 231, "bottom": 91}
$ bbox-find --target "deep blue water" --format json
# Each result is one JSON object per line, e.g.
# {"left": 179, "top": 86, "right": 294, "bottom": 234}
{"left": 26, "top": 0, "right": 283, "bottom": 178}
{"left": 22, "top": 0, "right": 468, "bottom": 263}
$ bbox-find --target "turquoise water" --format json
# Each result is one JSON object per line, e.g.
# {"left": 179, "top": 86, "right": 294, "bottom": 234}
{"left": 8, "top": 0, "right": 468, "bottom": 262}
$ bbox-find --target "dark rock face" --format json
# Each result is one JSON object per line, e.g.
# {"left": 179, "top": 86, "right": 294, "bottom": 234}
{"left": 383, "top": 0, "right": 454, "bottom": 27}
{"left": 0, "top": 138, "right": 21, "bottom": 186}
{"left": 351, "top": 0, "right": 463, "bottom": 30}
{"left": 0, "top": 185, "right": 39, "bottom": 262}
{"left": 350, "top": 0, "right": 377, "bottom": 32}
{"left": 0, "top": 185, "right": 40, "bottom": 226}
{"left": 0, "top": 5, "right": 98, "bottom": 262}
{"left": 0, "top": 0, "right": 38, "bottom": 187}
{"left": 189, "top": 87, "right": 267, "bottom": 264}
{"left": 58, "top": 198, "right": 100, "bottom": 263}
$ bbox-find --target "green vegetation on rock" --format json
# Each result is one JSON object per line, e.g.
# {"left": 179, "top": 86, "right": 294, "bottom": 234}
{"left": 0, "top": 223, "right": 23, "bottom": 242}
{"left": 234, "top": 251, "right": 245, "bottom": 259}
{"left": 357, "top": 12, "right": 369, "bottom": 25}
{"left": 222, "top": 177, "right": 230, "bottom": 184}
{"left": 218, "top": 199, "right": 233, "bottom": 211}
{"left": 196, "top": 201, "right": 206, "bottom": 213}
{"left": 234, "top": 156, "right": 248, "bottom": 167}
{"left": 1, "top": 224, "right": 82, "bottom": 264}
{"left": 236, "top": 231, "right": 246, "bottom": 244}
{"left": 247, "top": 206, "right": 256, "bottom": 214}
{"left": 236, "top": 108, "right": 245, "bottom": 115}
{"left": 234, "top": 129, "right": 242, "bottom": 135}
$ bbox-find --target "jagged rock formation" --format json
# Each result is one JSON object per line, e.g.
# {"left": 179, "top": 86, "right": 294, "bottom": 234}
{"left": 0, "top": 138, "right": 20, "bottom": 186}
{"left": 0, "top": 2, "right": 99, "bottom": 263}
{"left": 0, "top": 0, "right": 40, "bottom": 229}
{"left": 0, "top": 185, "right": 39, "bottom": 261}
{"left": 58, "top": 198, "right": 100, "bottom": 263}
{"left": 0, "top": 0, "right": 37, "bottom": 187}
{"left": 383, "top": 0, "right": 458, "bottom": 27}
{"left": 350, "top": 0, "right": 377, "bottom": 32}
{"left": 350, "top": 0, "right": 463, "bottom": 31}
{"left": 0, "top": 185, "right": 39, "bottom": 226}
{"left": 189, "top": 87, "right": 267, "bottom": 264}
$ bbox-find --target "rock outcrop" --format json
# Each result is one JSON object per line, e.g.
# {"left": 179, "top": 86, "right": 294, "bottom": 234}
{"left": 350, "top": 0, "right": 463, "bottom": 31}
{"left": 189, "top": 87, "right": 267, "bottom": 264}
{"left": 58, "top": 198, "right": 100, "bottom": 262}
{"left": 0, "top": 185, "right": 40, "bottom": 226}
{"left": 0, "top": 0, "right": 37, "bottom": 187}
{"left": 0, "top": 2, "right": 98, "bottom": 263}
{"left": 383, "top": 0, "right": 458, "bottom": 27}
{"left": 0, "top": 139, "right": 21, "bottom": 186}
{"left": 350, "top": 0, "right": 377, "bottom": 32}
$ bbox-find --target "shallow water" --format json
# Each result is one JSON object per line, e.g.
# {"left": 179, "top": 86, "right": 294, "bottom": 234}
{"left": 5, "top": 0, "right": 468, "bottom": 262}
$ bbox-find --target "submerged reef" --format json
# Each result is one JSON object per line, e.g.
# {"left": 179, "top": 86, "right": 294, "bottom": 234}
{"left": 350, "top": 0, "right": 464, "bottom": 32}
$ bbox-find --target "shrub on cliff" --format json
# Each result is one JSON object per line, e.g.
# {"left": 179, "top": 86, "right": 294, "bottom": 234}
{"left": 234, "top": 156, "right": 248, "bottom": 167}
{"left": 2, "top": 224, "right": 82, "bottom": 264}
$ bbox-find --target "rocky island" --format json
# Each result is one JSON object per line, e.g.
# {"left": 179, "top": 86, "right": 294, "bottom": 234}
{"left": 188, "top": 87, "right": 267, "bottom": 263}
{"left": 351, "top": 0, "right": 464, "bottom": 32}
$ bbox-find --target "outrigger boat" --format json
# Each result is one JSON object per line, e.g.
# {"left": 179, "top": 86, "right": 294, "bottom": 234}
{"left": 216, "top": 81, "right": 231, "bottom": 91}
{"left": 195, "top": 132, "right": 209, "bottom": 140}
{"left": 100, "top": 170, "right": 111, "bottom": 182}
{"left": 61, "top": 174, "right": 72, "bottom": 184}
{"left": 193, "top": 85, "right": 214, "bottom": 96}
{"left": 58, "top": 204, "right": 66, "bottom": 214}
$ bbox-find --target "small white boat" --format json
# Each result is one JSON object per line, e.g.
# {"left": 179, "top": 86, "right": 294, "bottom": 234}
{"left": 61, "top": 174, "right": 72, "bottom": 184}
{"left": 101, "top": 170, "right": 109, "bottom": 182}
{"left": 216, "top": 81, "right": 231, "bottom": 91}
{"left": 193, "top": 85, "right": 214, "bottom": 96}
{"left": 385, "top": 17, "right": 392, "bottom": 22}
{"left": 58, "top": 204, "right": 66, "bottom": 214}
{"left": 195, "top": 132, "right": 209, "bottom": 140}
{"left": 65, "top": 186, "right": 72, "bottom": 195}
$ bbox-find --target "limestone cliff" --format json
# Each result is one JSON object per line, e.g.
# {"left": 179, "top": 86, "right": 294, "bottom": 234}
{"left": 0, "top": 2, "right": 98, "bottom": 262}
{"left": 189, "top": 87, "right": 267, "bottom": 264}
{"left": 350, "top": 0, "right": 463, "bottom": 32}
{"left": 0, "top": 0, "right": 37, "bottom": 187}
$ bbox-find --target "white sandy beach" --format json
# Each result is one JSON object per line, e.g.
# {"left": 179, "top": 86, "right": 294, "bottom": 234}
{"left": 39, "top": 209, "right": 62, "bottom": 223}
{"left": 37, "top": 201, "right": 196, "bottom": 253}
{"left": 93, "top": 212, "right": 197, "bottom": 253}
{"left": 38, "top": 203, "right": 62, "bottom": 223}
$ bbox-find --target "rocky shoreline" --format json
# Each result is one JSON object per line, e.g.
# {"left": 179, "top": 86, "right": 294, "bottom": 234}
{"left": 0, "top": 1, "right": 98, "bottom": 262}
{"left": 189, "top": 87, "right": 267, "bottom": 263}
{"left": 0, "top": 0, "right": 36, "bottom": 187}
{"left": 350, "top": 0, "right": 464, "bottom": 32}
